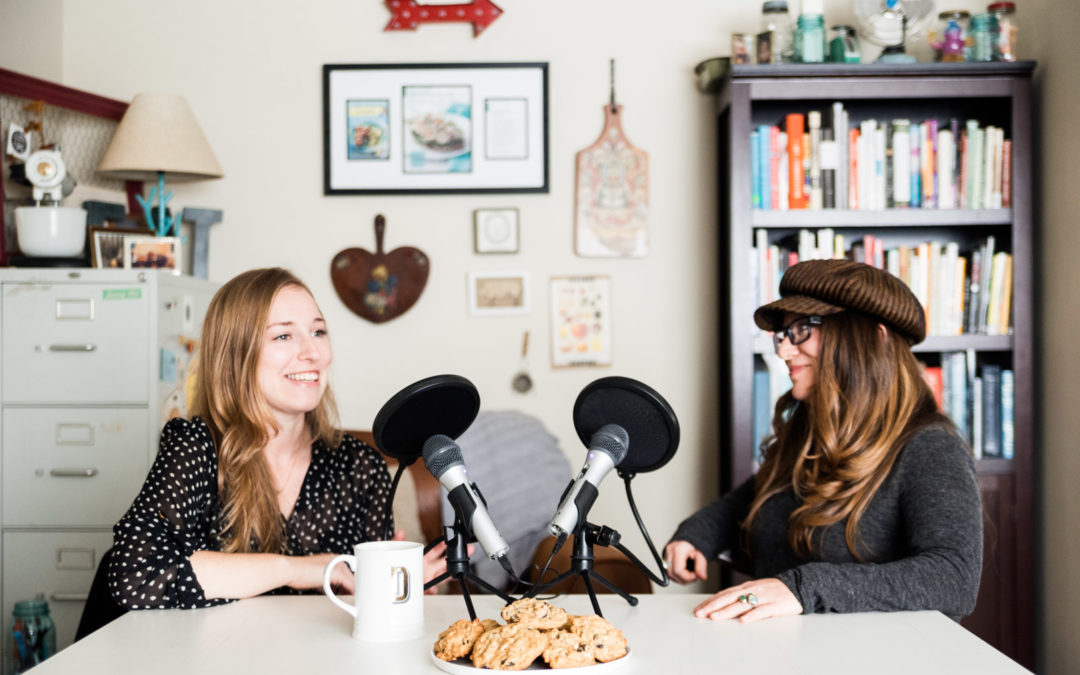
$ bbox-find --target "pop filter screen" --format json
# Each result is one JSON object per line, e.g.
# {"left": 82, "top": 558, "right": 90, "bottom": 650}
{"left": 373, "top": 374, "right": 480, "bottom": 461}
{"left": 572, "top": 376, "right": 680, "bottom": 474}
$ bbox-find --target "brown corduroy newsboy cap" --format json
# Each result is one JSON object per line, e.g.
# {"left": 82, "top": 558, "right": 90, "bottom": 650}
{"left": 753, "top": 259, "right": 927, "bottom": 344}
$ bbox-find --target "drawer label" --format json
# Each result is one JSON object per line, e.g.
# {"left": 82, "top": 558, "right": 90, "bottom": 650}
{"left": 102, "top": 288, "right": 142, "bottom": 300}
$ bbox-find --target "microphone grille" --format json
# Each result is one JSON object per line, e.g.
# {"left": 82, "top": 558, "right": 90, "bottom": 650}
{"left": 422, "top": 434, "right": 463, "bottom": 478}
{"left": 592, "top": 424, "right": 629, "bottom": 464}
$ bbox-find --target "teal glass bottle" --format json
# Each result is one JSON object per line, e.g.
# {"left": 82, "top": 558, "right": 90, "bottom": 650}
{"left": 11, "top": 599, "right": 57, "bottom": 673}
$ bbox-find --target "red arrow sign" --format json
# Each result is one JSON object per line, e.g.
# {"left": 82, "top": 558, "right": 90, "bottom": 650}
{"left": 385, "top": 0, "right": 503, "bottom": 37}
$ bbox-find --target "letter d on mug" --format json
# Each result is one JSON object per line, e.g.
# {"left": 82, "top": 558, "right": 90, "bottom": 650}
{"left": 323, "top": 541, "right": 424, "bottom": 641}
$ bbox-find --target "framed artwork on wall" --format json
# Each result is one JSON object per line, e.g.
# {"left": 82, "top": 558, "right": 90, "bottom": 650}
{"left": 468, "top": 271, "right": 530, "bottom": 316}
{"left": 550, "top": 275, "right": 612, "bottom": 368}
{"left": 323, "top": 62, "right": 548, "bottom": 194}
{"left": 473, "top": 207, "right": 519, "bottom": 253}
{"left": 123, "top": 234, "right": 180, "bottom": 273}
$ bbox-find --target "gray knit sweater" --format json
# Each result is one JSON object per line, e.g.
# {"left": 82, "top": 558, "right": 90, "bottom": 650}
{"left": 670, "top": 427, "right": 982, "bottom": 620}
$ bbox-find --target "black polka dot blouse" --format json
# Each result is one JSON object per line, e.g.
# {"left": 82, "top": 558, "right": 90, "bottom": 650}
{"left": 108, "top": 417, "right": 392, "bottom": 610}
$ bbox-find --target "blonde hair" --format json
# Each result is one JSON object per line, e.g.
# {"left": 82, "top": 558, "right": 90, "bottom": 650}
{"left": 190, "top": 268, "right": 342, "bottom": 554}
{"left": 744, "top": 312, "right": 953, "bottom": 560}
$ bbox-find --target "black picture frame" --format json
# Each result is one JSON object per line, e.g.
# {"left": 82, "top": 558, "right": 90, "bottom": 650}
{"left": 322, "top": 62, "right": 549, "bottom": 195}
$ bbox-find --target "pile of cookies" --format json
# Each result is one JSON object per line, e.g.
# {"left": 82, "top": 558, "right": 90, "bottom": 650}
{"left": 433, "top": 598, "right": 628, "bottom": 670}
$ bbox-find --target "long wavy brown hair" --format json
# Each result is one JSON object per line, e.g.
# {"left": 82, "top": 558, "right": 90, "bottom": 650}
{"left": 744, "top": 312, "right": 954, "bottom": 560}
{"left": 190, "top": 268, "right": 342, "bottom": 554}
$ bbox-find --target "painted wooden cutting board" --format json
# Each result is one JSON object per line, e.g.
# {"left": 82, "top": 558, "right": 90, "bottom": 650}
{"left": 331, "top": 214, "right": 429, "bottom": 323}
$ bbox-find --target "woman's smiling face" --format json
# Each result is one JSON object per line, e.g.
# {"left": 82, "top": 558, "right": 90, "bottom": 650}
{"left": 775, "top": 312, "right": 822, "bottom": 401}
{"left": 256, "top": 285, "right": 332, "bottom": 425}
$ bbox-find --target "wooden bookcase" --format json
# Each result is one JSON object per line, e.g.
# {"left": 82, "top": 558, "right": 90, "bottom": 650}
{"left": 714, "top": 62, "right": 1035, "bottom": 668}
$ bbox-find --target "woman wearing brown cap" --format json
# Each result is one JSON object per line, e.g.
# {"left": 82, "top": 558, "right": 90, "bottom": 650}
{"left": 665, "top": 259, "right": 982, "bottom": 622}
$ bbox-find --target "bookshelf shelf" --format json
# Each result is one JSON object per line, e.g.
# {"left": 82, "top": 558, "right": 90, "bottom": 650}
{"left": 715, "top": 63, "right": 1035, "bottom": 668}
{"left": 751, "top": 208, "right": 1013, "bottom": 228}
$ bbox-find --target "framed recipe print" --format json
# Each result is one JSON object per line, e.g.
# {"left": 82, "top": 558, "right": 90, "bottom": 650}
{"left": 468, "top": 271, "right": 530, "bottom": 316}
{"left": 323, "top": 63, "right": 548, "bottom": 194}
{"left": 550, "top": 276, "right": 612, "bottom": 368}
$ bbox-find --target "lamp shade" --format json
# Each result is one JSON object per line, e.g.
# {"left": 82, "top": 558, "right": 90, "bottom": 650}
{"left": 97, "top": 93, "right": 224, "bottom": 181}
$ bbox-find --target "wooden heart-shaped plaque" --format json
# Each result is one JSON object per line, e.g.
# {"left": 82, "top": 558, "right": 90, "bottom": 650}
{"left": 331, "top": 214, "right": 430, "bottom": 324}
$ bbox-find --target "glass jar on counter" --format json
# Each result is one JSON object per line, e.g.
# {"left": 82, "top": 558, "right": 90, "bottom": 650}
{"left": 970, "top": 12, "right": 1000, "bottom": 62}
{"left": 989, "top": 1, "right": 1018, "bottom": 61}
{"left": 929, "top": 10, "right": 971, "bottom": 62}
{"left": 11, "top": 599, "right": 56, "bottom": 673}
{"left": 760, "top": 1, "right": 794, "bottom": 63}
{"left": 794, "top": 13, "right": 826, "bottom": 63}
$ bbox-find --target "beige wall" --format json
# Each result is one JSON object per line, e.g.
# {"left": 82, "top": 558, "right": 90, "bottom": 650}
{"left": 3, "top": 0, "right": 1076, "bottom": 670}
{"left": 1024, "top": 1, "right": 1080, "bottom": 673}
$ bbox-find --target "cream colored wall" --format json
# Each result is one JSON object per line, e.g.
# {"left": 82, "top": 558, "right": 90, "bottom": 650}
{"left": 1023, "top": 1, "right": 1080, "bottom": 672}
{"left": 5, "top": 2, "right": 1075, "bottom": 666}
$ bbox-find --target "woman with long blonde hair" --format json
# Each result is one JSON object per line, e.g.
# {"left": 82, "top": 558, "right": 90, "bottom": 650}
{"left": 665, "top": 260, "right": 982, "bottom": 621}
{"left": 109, "top": 268, "right": 447, "bottom": 608}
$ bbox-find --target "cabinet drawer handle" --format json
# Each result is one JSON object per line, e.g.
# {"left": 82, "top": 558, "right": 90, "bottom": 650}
{"left": 48, "top": 344, "right": 97, "bottom": 352}
{"left": 49, "top": 468, "right": 99, "bottom": 477}
{"left": 50, "top": 593, "right": 89, "bottom": 602}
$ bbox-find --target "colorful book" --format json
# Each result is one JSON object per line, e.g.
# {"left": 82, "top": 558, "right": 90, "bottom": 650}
{"left": 1001, "top": 369, "right": 1015, "bottom": 459}
{"left": 787, "top": 113, "right": 806, "bottom": 209}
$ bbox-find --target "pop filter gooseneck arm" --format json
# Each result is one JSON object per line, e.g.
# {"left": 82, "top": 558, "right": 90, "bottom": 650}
{"left": 371, "top": 374, "right": 481, "bottom": 542}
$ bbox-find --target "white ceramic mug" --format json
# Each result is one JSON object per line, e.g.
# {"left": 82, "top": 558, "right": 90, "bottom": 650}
{"left": 323, "top": 540, "right": 424, "bottom": 641}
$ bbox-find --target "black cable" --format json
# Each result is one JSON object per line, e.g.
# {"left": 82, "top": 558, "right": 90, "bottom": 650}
{"left": 621, "top": 475, "right": 671, "bottom": 586}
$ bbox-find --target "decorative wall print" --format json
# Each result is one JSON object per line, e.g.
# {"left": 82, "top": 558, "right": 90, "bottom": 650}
{"left": 550, "top": 276, "right": 612, "bottom": 368}
{"left": 323, "top": 63, "right": 548, "bottom": 194}
{"left": 473, "top": 207, "right": 519, "bottom": 253}
{"left": 402, "top": 85, "right": 472, "bottom": 174}
{"left": 331, "top": 214, "right": 430, "bottom": 324}
{"left": 468, "top": 271, "right": 529, "bottom": 316}
{"left": 384, "top": 0, "right": 504, "bottom": 37}
{"left": 574, "top": 61, "right": 649, "bottom": 258}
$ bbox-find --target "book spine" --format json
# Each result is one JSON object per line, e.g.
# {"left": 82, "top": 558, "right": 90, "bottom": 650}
{"left": 972, "top": 375, "right": 983, "bottom": 459}
{"left": 998, "top": 253, "right": 1013, "bottom": 335}
{"left": 923, "top": 119, "right": 937, "bottom": 208}
{"left": 937, "top": 129, "right": 955, "bottom": 209}
{"left": 751, "top": 129, "right": 762, "bottom": 209}
{"left": 808, "top": 111, "right": 823, "bottom": 210}
{"left": 923, "top": 365, "right": 945, "bottom": 412}
{"left": 759, "top": 125, "right": 772, "bottom": 210}
{"left": 978, "top": 235, "right": 996, "bottom": 333}
{"left": 769, "top": 126, "right": 782, "bottom": 209}
{"left": 965, "top": 249, "right": 982, "bottom": 334}
{"left": 832, "top": 102, "right": 847, "bottom": 210}
{"left": 981, "top": 364, "right": 1002, "bottom": 458}
{"left": 892, "top": 120, "right": 911, "bottom": 207}
{"left": 849, "top": 127, "right": 860, "bottom": 209}
{"left": 1001, "top": 139, "right": 1012, "bottom": 208}
{"left": 885, "top": 120, "right": 895, "bottom": 209}
{"left": 787, "top": 113, "right": 806, "bottom": 209}
{"left": 1001, "top": 369, "right": 1015, "bottom": 459}
{"left": 910, "top": 123, "right": 922, "bottom": 208}
{"left": 874, "top": 126, "right": 886, "bottom": 210}
{"left": 821, "top": 128, "right": 837, "bottom": 209}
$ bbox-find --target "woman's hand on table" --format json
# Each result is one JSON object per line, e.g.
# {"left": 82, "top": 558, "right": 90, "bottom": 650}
{"left": 693, "top": 577, "right": 802, "bottom": 622}
{"left": 664, "top": 540, "right": 708, "bottom": 584}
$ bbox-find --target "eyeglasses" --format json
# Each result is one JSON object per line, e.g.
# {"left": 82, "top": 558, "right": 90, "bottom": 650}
{"left": 772, "top": 315, "right": 822, "bottom": 354}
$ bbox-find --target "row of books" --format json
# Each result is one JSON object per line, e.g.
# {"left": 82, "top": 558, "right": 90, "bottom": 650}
{"left": 924, "top": 353, "right": 1014, "bottom": 460}
{"left": 753, "top": 230, "right": 1013, "bottom": 336}
{"left": 749, "top": 103, "right": 1012, "bottom": 211}
{"left": 751, "top": 351, "right": 1014, "bottom": 466}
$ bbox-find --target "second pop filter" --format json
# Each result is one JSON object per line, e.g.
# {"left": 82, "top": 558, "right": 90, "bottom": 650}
{"left": 572, "top": 376, "right": 680, "bottom": 475}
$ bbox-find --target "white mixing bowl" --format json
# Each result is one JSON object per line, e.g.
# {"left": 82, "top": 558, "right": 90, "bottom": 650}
{"left": 15, "top": 206, "right": 87, "bottom": 257}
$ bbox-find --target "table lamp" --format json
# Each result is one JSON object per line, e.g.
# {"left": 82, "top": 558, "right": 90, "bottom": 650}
{"left": 97, "top": 93, "right": 223, "bottom": 236}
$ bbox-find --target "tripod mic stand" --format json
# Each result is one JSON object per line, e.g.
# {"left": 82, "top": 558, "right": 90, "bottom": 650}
{"left": 526, "top": 522, "right": 637, "bottom": 616}
{"left": 424, "top": 519, "right": 514, "bottom": 620}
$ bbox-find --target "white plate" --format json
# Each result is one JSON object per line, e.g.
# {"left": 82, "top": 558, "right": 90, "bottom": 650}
{"left": 430, "top": 647, "right": 630, "bottom": 673}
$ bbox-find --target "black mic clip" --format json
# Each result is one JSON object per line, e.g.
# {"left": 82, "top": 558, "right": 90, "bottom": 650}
{"left": 581, "top": 523, "right": 621, "bottom": 549}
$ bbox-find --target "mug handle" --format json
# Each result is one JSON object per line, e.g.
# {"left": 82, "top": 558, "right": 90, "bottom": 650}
{"left": 323, "top": 554, "right": 357, "bottom": 617}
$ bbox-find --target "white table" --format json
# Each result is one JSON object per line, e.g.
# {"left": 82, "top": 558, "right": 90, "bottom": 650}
{"left": 29, "top": 594, "right": 1029, "bottom": 674}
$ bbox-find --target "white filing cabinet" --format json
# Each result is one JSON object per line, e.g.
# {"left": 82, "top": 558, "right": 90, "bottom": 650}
{"left": 0, "top": 268, "right": 217, "bottom": 671}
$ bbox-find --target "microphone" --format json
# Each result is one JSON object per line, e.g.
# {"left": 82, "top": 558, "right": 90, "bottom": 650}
{"left": 422, "top": 434, "right": 514, "bottom": 576}
{"left": 547, "top": 424, "right": 629, "bottom": 546}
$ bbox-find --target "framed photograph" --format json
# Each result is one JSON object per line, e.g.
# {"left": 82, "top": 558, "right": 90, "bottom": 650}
{"left": 89, "top": 227, "right": 129, "bottom": 268}
{"left": 123, "top": 234, "right": 181, "bottom": 274}
{"left": 474, "top": 208, "right": 519, "bottom": 254}
{"left": 550, "top": 276, "right": 612, "bottom": 368}
{"left": 323, "top": 63, "right": 549, "bottom": 194}
{"left": 468, "top": 271, "right": 530, "bottom": 316}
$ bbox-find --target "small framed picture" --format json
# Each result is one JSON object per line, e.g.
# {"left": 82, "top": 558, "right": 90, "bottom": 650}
{"left": 123, "top": 234, "right": 181, "bottom": 274}
{"left": 732, "top": 33, "right": 756, "bottom": 65}
{"left": 474, "top": 208, "right": 520, "bottom": 254}
{"left": 468, "top": 271, "right": 530, "bottom": 316}
{"left": 550, "top": 276, "right": 612, "bottom": 368}
{"left": 89, "top": 227, "right": 129, "bottom": 269}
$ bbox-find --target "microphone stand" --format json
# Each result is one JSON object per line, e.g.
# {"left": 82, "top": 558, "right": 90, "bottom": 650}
{"left": 424, "top": 520, "right": 515, "bottom": 620}
{"left": 525, "top": 522, "right": 636, "bottom": 616}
